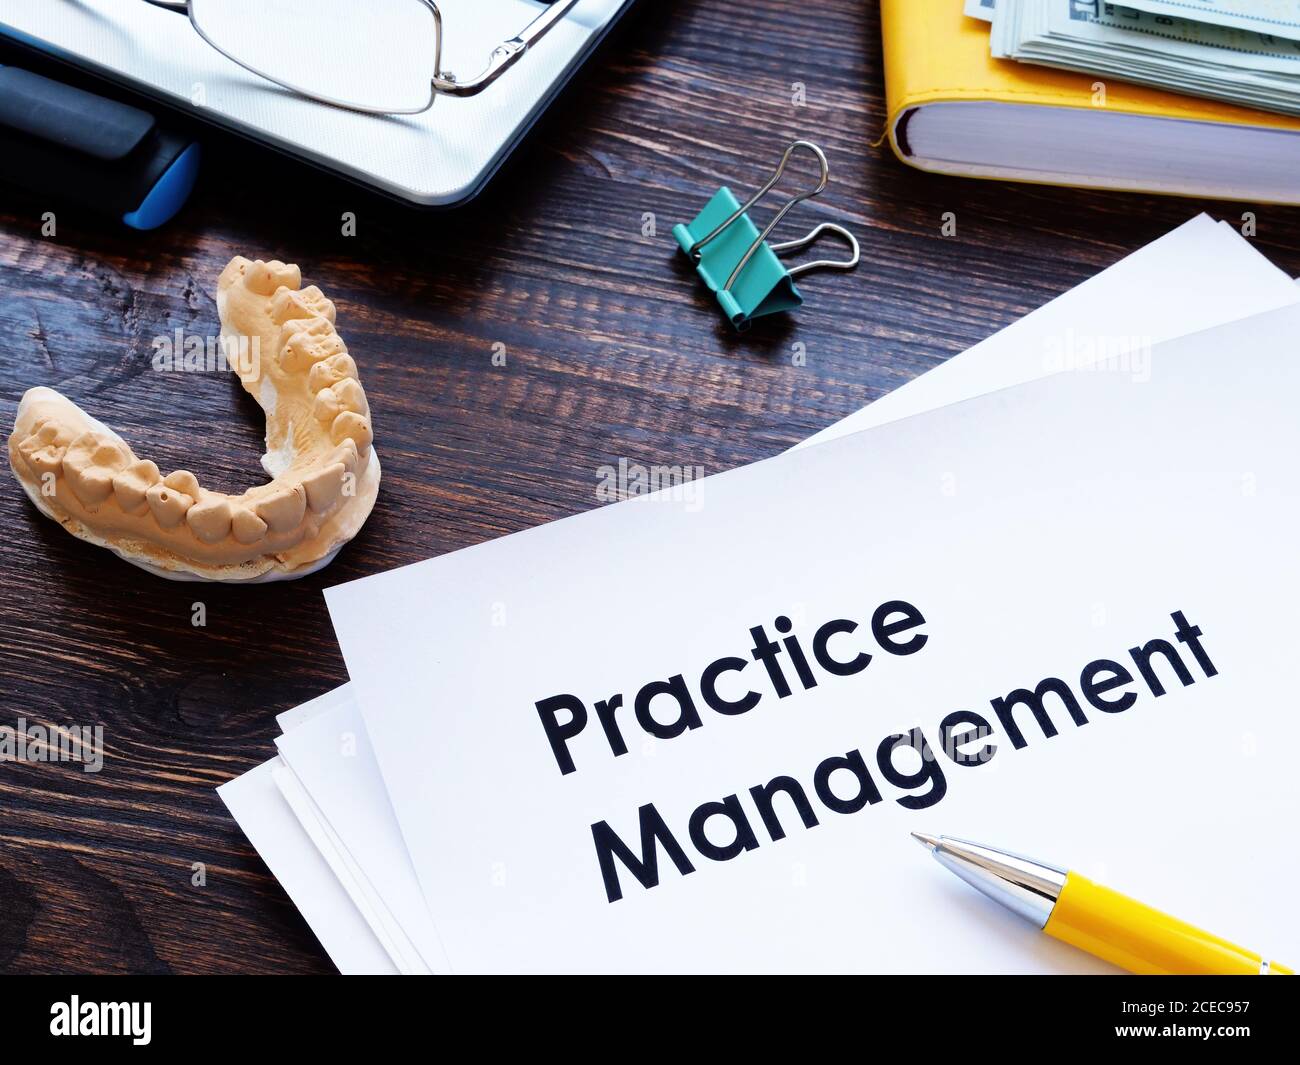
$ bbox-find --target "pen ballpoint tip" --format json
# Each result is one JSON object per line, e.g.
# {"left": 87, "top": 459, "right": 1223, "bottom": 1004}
{"left": 911, "top": 831, "right": 941, "bottom": 851}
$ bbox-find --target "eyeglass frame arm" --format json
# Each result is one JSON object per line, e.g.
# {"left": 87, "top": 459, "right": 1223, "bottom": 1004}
{"left": 431, "top": 0, "right": 580, "bottom": 97}
{"left": 144, "top": 0, "right": 579, "bottom": 101}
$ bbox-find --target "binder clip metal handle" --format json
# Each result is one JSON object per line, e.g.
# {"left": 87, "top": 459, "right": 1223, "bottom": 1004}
{"left": 672, "top": 140, "right": 859, "bottom": 331}
{"left": 687, "top": 140, "right": 830, "bottom": 268}
{"left": 771, "top": 222, "right": 860, "bottom": 280}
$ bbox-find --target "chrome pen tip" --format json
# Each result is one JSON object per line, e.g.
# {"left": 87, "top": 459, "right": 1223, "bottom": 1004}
{"left": 910, "top": 831, "right": 941, "bottom": 852}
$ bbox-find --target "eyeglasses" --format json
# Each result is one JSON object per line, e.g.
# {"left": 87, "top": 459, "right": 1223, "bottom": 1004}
{"left": 143, "top": 0, "right": 579, "bottom": 114}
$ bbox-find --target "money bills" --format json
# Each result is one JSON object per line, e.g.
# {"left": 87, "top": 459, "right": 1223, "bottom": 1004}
{"left": 1122, "top": 1, "right": 1300, "bottom": 43}
{"left": 987, "top": 1, "right": 1300, "bottom": 117}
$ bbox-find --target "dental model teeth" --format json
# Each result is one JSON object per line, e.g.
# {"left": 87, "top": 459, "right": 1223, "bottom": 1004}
{"left": 7, "top": 258, "right": 381, "bottom": 582}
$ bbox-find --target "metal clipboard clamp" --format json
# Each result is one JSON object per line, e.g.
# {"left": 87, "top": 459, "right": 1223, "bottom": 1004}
{"left": 672, "top": 141, "right": 859, "bottom": 331}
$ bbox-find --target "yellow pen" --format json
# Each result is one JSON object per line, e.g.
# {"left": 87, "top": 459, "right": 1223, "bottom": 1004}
{"left": 912, "top": 833, "right": 1292, "bottom": 976}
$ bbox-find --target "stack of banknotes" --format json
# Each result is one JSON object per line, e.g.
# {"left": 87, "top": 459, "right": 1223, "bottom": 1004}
{"left": 966, "top": 0, "right": 1300, "bottom": 117}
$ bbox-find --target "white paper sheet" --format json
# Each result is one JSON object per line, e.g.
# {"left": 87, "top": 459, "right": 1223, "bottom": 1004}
{"left": 216, "top": 757, "right": 398, "bottom": 975}
{"left": 270, "top": 763, "right": 434, "bottom": 974}
{"left": 327, "top": 303, "right": 1300, "bottom": 973}
{"left": 274, "top": 696, "right": 451, "bottom": 974}
{"left": 230, "top": 216, "right": 1300, "bottom": 972}
{"left": 274, "top": 683, "right": 354, "bottom": 734}
{"left": 222, "top": 686, "right": 425, "bottom": 975}
{"left": 797, "top": 216, "right": 1300, "bottom": 449}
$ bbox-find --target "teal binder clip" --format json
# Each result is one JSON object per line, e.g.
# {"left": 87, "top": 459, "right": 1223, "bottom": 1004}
{"left": 673, "top": 140, "right": 859, "bottom": 331}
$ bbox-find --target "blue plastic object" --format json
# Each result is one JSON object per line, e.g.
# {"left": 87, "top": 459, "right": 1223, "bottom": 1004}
{"left": 673, "top": 187, "right": 804, "bottom": 329}
{"left": 122, "top": 141, "right": 202, "bottom": 230}
{"left": 672, "top": 141, "right": 859, "bottom": 331}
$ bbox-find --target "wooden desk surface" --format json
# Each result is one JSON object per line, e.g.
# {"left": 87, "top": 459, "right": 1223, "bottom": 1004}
{"left": 2, "top": 0, "right": 1298, "bottom": 974}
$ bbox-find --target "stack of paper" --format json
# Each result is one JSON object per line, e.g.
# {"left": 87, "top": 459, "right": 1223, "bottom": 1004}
{"left": 221, "top": 216, "right": 1300, "bottom": 974}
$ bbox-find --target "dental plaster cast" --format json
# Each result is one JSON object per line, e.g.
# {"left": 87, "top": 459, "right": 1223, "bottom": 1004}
{"left": 7, "top": 258, "right": 379, "bottom": 582}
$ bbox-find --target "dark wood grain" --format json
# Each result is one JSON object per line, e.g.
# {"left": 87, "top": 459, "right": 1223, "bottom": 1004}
{"left": 2, "top": 0, "right": 1298, "bottom": 975}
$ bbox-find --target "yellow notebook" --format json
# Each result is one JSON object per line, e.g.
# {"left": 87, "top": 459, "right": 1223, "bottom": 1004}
{"left": 882, "top": 0, "right": 1300, "bottom": 203}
